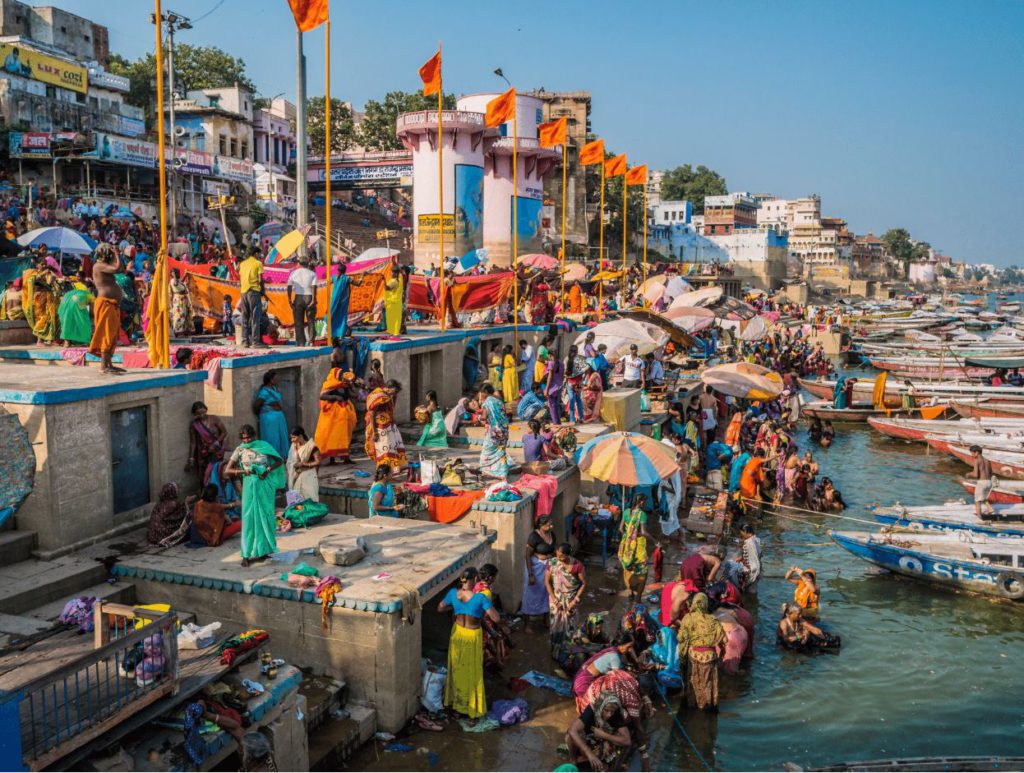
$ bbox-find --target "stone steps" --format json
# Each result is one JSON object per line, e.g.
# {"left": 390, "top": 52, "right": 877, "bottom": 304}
{"left": 0, "top": 529, "right": 35, "bottom": 565}
{"left": 0, "top": 579, "right": 135, "bottom": 647}
{"left": 0, "top": 555, "right": 109, "bottom": 616}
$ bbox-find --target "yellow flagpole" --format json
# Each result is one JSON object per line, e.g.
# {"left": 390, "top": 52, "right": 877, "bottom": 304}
{"left": 324, "top": 15, "right": 333, "bottom": 340}
{"left": 559, "top": 140, "right": 567, "bottom": 313}
{"left": 622, "top": 173, "right": 627, "bottom": 288}
{"left": 437, "top": 42, "right": 446, "bottom": 332}
{"left": 512, "top": 107, "right": 519, "bottom": 342}
{"left": 153, "top": 0, "right": 169, "bottom": 367}
{"left": 642, "top": 184, "right": 648, "bottom": 308}
{"left": 598, "top": 162, "right": 604, "bottom": 320}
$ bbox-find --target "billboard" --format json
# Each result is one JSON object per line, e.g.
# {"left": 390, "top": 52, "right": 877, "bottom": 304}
{"left": 513, "top": 196, "right": 545, "bottom": 255}
{"left": 94, "top": 133, "right": 159, "bottom": 169}
{"left": 8, "top": 132, "right": 52, "bottom": 158}
{"left": 0, "top": 42, "right": 87, "bottom": 94}
{"left": 454, "top": 164, "right": 484, "bottom": 255}
{"left": 310, "top": 163, "right": 413, "bottom": 189}
{"left": 417, "top": 214, "right": 455, "bottom": 244}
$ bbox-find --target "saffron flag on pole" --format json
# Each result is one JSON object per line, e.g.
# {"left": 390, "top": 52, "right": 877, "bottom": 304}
{"left": 538, "top": 115, "right": 568, "bottom": 148}
{"left": 578, "top": 138, "right": 605, "bottom": 165}
{"left": 419, "top": 49, "right": 441, "bottom": 96}
{"left": 484, "top": 88, "right": 516, "bottom": 128}
{"left": 286, "top": 0, "right": 329, "bottom": 31}
{"left": 604, "top": 154, "right": 627, "bottom": 177}
{"left": 625, "top": 164, "right": 647, "bottom": 186}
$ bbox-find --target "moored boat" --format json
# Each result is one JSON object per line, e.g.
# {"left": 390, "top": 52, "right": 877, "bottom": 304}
{"left": 941, "top": 442, "right": 1024, "bottom": 479}
{"left": 829, "top": 530, "right": 1024, "bottom": 600}
{"left": 952, "top": 399, "right": 1024, "bottom": 419}
{"left": 871, "top": 503, "right": 1024, "bottom": 538}
{"left": 801, "top": 401, "right": 895, "bottom": 422}
{"left": 867, "top": 416, "right": 1024, "bottom": 442}
{"left": 959, "top": 477, "right": 1024, "bottom": 504}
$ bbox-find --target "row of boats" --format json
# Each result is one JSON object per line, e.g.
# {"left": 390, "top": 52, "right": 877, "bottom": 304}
{"left": 812, "top": 298, "right": 1024, "bottom": 603}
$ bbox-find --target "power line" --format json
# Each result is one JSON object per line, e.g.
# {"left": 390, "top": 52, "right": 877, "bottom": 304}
{"left": 191, "top": 0, "right": 226, "bottom": 23}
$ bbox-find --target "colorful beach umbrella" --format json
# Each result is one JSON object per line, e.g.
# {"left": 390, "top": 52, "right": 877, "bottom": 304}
{"left": 17, "top": 226, "right": 96, "bottom": 254}
{"left": 579, "top": 432, "right": 680, "bottom": 487}
{"left": 519, "top": 253, "right": 559, "bottom": 270}
{"left": 266, "top": 224, "right": 311, "bottom": 264}
{"left": 701, "top": 362, "right": 783, "bottom": 400}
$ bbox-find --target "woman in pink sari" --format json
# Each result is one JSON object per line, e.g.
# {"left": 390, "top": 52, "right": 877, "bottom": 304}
{"left": 582, "top": 361, "right": 603, "bottom": 422}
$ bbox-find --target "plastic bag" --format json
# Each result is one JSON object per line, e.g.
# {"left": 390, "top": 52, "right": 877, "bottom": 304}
{"left": 421, "top": 664, "right": 447, "bottom": 713}
{"left": 640, "top": 389, "right": 651, "bottom": 412}
{"left": 179, "top": 621, "right": 222, "bottom": 650}
{"left": 283, "top": 500, "right": 329, "bottom": 528}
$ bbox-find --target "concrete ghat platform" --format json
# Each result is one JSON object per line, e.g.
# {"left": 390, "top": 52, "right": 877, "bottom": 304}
{"left": 110, "top": 515, "right": 495, "bottom": 733}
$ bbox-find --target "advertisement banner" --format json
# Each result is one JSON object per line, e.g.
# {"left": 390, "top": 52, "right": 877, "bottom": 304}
{"left": 202, "top": 179, "right": 231, "bottom": 198}
{"left": 8, "top": 132, "right": 51, "bottom": 158}
{"left": 118, "top": 115, "right": 146, "bottom": 137}
{"left": 0, "top": 42, "right": 87, "bottom": 94}
{"left": 215, "top": 155, "right": 254, "bottom": 183}
{"left": 417, "top": 214, "right": 456, "bottom": 244}
{"left": 513, "top": 196, "right": 545, "bottom": 254}
{"left": 170, "top": 147, "right": 213, "bottom": 176}
{"left": 94, "top": 133, "right": 160, "bottom": 168}
{"left": 309, "top": 163, "right": 413, "bottom": 189}
{"left": 454, "top": 164, "right": 484, "bottom": 255}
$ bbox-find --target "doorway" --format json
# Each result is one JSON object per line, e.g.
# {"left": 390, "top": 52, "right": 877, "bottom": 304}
{"left": 273, "top": 366, "right": 301, "bottom": 431}
{"left": 110, "top": 406, "right": 151, "bottom": 514}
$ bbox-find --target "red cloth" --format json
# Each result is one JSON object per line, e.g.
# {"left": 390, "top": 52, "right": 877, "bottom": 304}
{"left": 516, "top": 473, "right": 559, "bottom": 521}
{"left": 427, "top": 490, "right": 484, "bottom": 524}
{"left": 407, "top": 273, "right": 514, "bottom": 314}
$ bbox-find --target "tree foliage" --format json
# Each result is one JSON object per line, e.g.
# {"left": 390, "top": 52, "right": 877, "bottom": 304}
{"left": 306, "top": 97, "right": 358, "bottom": 154}
{"left": 659, "top": 164, "right": 727, "bottom": 213}
{"left": 882, "top": 228, "right": 931, "bottom": 263}
{"left": 358, "top": 90, "right": 456, "bottom": 151}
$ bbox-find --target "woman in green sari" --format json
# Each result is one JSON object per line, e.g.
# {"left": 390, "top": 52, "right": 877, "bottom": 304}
{"left": 417, "top": 390, "right": 448, "bottom": 448}
{"left": 225, "top": 424, "right": 285, "bottom": 567}
{"left": 57, "top": 279, "right": 94, "bottom": 345}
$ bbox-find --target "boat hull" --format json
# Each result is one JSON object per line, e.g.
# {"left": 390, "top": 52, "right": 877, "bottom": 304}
{"left": 872, "top": 512, "right": 1024, "bottom": 538}
{"left": 959, "top": 478, "right": 1024, "bottom": 504}
{"left": 802, "top": 404, "right": 889, "bottom": 422}
{"left": 943, "top": 442, "right": 1024, "bottom": 479}
{"left": 829, "top": 531, "right": 1023, "bottom": 600}
{"left": 952, "top": 400, "right": 1024, "bottom": 419}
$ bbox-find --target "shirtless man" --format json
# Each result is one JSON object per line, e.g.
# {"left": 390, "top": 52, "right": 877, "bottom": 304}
{"left": 968, "top": 444, "right": 996, "bottom": 519}
{"left": 698, "top": 385, "right": 719, "bottom": 447}
{"left": 88, "top": 243, "right": 124, "bottom": 374}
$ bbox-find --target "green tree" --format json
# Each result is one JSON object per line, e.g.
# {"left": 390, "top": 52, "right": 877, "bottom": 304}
{"left": 358, "top": 90, "right": 456, "bottom": 151}
{"left": 881, "top": 228, "right": 914, "bottom": 263}
{"left": 306, "top": 97, "right": 358, "bottom": 154}
{"left": 659, "top": 164, "right": 727, "bottom": 213}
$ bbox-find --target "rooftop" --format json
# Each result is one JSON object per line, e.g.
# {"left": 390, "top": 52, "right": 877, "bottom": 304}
{"left": 0, "top": 359, "right": 205, "bottom": 404}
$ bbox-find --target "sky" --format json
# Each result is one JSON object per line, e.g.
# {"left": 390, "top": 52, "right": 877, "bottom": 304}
{"left": 48, "top": 0, "right": 1024, "bottom": 266}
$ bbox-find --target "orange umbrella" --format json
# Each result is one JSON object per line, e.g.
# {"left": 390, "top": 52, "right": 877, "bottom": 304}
{"left": 578, "top": 432, "right": 680, "bottom": 486}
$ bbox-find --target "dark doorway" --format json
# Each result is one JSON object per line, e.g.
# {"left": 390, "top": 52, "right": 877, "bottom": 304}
{"left": 110, "top": 406, "right": 150, "bottom": 513}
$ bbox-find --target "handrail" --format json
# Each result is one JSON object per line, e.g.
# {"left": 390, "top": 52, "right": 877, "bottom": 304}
{"left": 14, "top": 610, "right": 180, "bottom": 770}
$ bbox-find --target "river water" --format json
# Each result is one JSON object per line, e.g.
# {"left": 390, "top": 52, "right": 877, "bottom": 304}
{"left": 661, "top": 373, "right": 1024, "bottom": 770}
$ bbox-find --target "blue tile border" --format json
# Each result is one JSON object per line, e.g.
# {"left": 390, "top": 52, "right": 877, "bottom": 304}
{"left": 0, "top": 370, "right": 207, "bottom": 404}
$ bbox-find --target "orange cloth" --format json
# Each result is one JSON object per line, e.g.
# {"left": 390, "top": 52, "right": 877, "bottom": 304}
{"left": 625, "top": 164, "right": 647, "bottom": 186}
{"left": 739, "top": 457, "right": 765, "bottom": 500}
{"left": 604, "top": 154, "right": 627, "bottom": 177}
{"left": 485, "top": 87, "right": 516, "bottom": 128}
{"left": 567, "top": 284, "right": 582, "bottom": 314}
{"left": 579, "top": 139, "right": 605, "bottom": 166}
{"left": 89, "top": 296, "right": 120, "bottom": 358}
{"left": 315, "top": 369, "right": 357, "bottom": 458}
{"left": 287, "top": 0, "right": 329, "bottom": 31}
{"left": 724, "top": 413, "right": 742, "bottom": 446}
{"left": 428, "top": 490, "right": 484, "bottom": 524}
{"left": 538, "top": 116, "right": 568, "bottom": 148}
{"left": 419, "top": 50, "right": 442, "bottom": 96}
{"left": 794, "top": 580, "right": 819, "bottom": 611}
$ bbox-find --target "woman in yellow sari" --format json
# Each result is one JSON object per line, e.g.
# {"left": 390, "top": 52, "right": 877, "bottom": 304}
{"left": 314, "top": 364, "right": 357, "bottom": 463}
{"left": 383, "top": 270, "right": 403, "bottom": 335}
{"left": 22, "top": 262, "right": 59, "bottom": 344}
{"left": 501, "top": 344, "right": 519, "bottom": 403}
{"left": 364, "top": 381, "right": 407, "bottom": 472}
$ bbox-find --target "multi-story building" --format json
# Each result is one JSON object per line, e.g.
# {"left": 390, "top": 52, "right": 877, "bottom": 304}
{"left": 851, "top": 232, "right": 890, "bottom": 278}
{"left": 253, "top": 96, "right": 298, "bottom": 209}
{"left": 707, "top": 229, "right": 789, "bottom": 289}
{"left": 756, "top": 195, "right": 789, "bottom": 232}
{"left": 650, "top": 199, "right": 691, "bottom": 227}
{"left": 0, "top": 0, "right": 109, "bottom": 64}
{"left": 646, "top": 169, "right": 665, "bottom": 206}
{"left": 526, "top": 89, "right": 590, "bottom": 249}
{"left": 702, "top": 192, "right": 758, "bottom": 235}
{"left": 173, "top": 85, "right": 254, "bottom": 162}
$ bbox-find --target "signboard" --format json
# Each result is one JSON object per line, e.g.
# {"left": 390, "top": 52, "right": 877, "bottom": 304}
{"left": 202, "top": 179, "right": 230, "bottom": 198}
{"left": 171, "top": 147, "right": 213, "bottom": 176}
{"left": 119, "top": 115, "right": 146, "bottom": 138}
{"left": 8, "top": 132, "right": 51, "bottom": 158}
{"left": 376, "top": 229, "right": 399, "bottom": 240}
{"left": 215, "top": 155, "right": 254, "bottom": 183}
{"left": 94, "top": 132, "right": 159, "bottom": 168}
{"left": 417, "top": 214, "right": 455, "bottom": 243}
{"left": 0, "top": 42, "right": 87, "bottom": 94}
{"left": 308, "top": 163, "right": 413, "bottom": 189}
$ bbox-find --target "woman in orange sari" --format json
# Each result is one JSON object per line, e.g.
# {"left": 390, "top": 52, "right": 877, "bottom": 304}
{"left": 314, "top": 365, "right": 357, "bottom": 464}
{"left": 365, "top": 380, "right": 407, "bottom": 472}
{"left": 567, "top": 283, "right": 583, "bottom": 314}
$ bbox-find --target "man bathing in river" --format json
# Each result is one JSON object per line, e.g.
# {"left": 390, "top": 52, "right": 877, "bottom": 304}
{"left": 967, "top": 444, "right": 996, "bottom": 519}
{"left": 88, "top": 243, "right": 124, "bottom": 374}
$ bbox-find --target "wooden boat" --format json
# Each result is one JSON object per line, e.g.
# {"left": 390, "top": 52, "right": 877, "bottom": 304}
{"left": 952, "top": 400, "right": 1024, "bottom": 419}
{"left": 799, "top": 377, "right": 1024, "bottom": 404}
{"left": 816, "top": 755, "right": 1024, "bottom": 771}
{"left": 829, "top": 530, "right": 1024, "bottom": 600}
{"left": 867, "top": 416, "right": 1024, "bottom": 442}
{"left": 941, "top": 442, "right": 1024, "bottom": 479}
{"left": 868, "top": 357, "right": 992, "bottom": 379}
{"left": 872, "top": 502, "right": 1024, "bottom": 538}
{"left": 959, "top": 478, "right": 1024, "bottom": 504}
{"left": 801, "top": 401, "right": 895, "bottom": 422}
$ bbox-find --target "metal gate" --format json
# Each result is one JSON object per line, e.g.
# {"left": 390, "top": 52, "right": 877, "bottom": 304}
{"left": 110, "top": 406, "right": 150, "bottom": 513}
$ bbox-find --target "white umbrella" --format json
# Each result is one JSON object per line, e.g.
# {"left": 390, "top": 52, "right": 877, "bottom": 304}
{"left": 738, "top": 315, "right": 771, "bottom": 341}
{"left": 575, "top": 319, "right": 667, "bottom": 361}
{"left": 663, "top": 306, "right": 716, "bottom": 333}
{"left": 669, "top": 286, "right": 724, "bottom": 310}
{"left": 17, "top": 226, "right": 96, "bottom": 254}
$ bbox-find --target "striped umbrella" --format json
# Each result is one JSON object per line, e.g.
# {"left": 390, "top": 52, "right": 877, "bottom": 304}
{"left": 578, "top": 432, "right": 679, "bottom": 487}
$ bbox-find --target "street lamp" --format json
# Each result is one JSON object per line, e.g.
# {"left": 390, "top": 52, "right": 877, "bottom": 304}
{"left": 493, "top": 68, "right": 511, "bottom": 88}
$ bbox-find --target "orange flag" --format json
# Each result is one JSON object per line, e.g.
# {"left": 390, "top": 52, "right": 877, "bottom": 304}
{"left": 485, "top": 88, "right": 516, "bottom": 128}
{"left": 578, "top": 138, "right": 605, "bottom": 166}
{"left": 419, "top": 50, "right": 441, "bottom": 96}
{"left": 538, "top": 116, "right": 568, "bottom": 148}
{"left": 287, "top": 0, "right": 329, "bottom": 31}
{"left": 625, "top": 164, "right": 648, "bottom": 186}
{"left": 604, "top": 154, "right": 627, "bottom": 177}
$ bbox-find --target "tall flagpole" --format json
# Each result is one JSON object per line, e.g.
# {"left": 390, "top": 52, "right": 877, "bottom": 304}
{"left": 598, "top": 162, "right": 604, "bottom": 320}
{"left": 153, "top": 0, "right": 169, "bottom": 367}
{"left": 437, "top": 42, "right": 446, "bottom": 332}
{"left": 622, "top": 174, "right": 628, "bottom": 289}
{"left": 512, "top": 109, "right": 519, "bottom": 342}
{"left": 642, "top": 184, "right": 648, "bottom": 308}
{"left": 324, "top": 15, "right": 333, "bottom": 340}
{"left": 560, "top": 140, "right": 567, "bottom": 313}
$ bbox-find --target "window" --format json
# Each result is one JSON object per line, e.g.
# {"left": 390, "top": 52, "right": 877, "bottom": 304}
{"left": 229, "top": 138, "right": 237, "bottom": 157}
{"left": 218, "top": 134, "right": 227, "bottom": 155}
{"left": 240, "top": 140, "right": 248, "bottom": 159}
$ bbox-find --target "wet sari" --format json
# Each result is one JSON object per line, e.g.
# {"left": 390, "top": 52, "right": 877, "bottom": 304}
{"left": 548, "top": 557, "right": 584, "bottom": 654}
{"left": 315, "top": 369, "right": 357, "bottom": 460}
{"left": 230, "top": 440, "right": 285, "bottom": 560}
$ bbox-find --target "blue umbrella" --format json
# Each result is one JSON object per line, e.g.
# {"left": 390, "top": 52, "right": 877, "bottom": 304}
{"left": 456, "top": 248, "right": 489, "bottom": 274}
{"left": 17, "top": 226, "right": 97, "bottom": 255}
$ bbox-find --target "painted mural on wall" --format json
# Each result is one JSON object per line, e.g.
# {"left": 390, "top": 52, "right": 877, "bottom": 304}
{"left": 513, "top": 196, "right": 545, "bottom": 255}
{"left": 454, "top": 164, "right": 484, "bottom": 255}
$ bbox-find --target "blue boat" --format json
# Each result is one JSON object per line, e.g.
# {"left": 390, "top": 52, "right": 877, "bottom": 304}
{"left": 829, "top": 530, "right": 1024, "bottom": 601}
{"left": 871, "top": 505, "right": 1024, "bottom": 539}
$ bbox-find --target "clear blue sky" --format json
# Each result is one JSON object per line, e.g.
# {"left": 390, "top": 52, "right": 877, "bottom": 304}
{"left": 52, "top": 0, "right": 1024, "bottom": 265}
